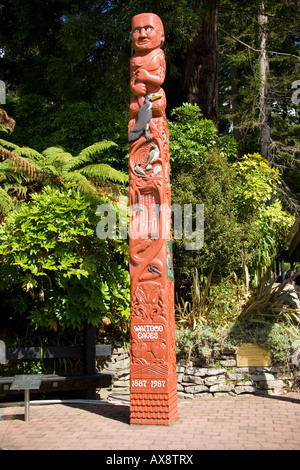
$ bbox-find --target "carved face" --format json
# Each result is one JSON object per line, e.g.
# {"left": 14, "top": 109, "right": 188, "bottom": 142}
{"left": 131, "top": 13, "right": 165, "bottom": 53}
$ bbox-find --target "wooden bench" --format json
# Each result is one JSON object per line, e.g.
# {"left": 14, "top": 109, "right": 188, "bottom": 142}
{"left": 0, "top": 341, "right": 113, "bottom": 401}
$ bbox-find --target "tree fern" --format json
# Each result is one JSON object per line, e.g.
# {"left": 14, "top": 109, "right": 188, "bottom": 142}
{"left": 77, "top": 141, "right": 118, "bottom": 159}
{"left": 41, "top": 147, "right": 73, "bottom": 177}
{"left": 0, "top": 161, "right": 31, "bottom": 200}
{"left": 66, "top": 141, "right": 118, "bottom": 171}
{"left": 39, "top": 163, "right": 60, "bottom": 178}
{"left": 0, "top": 139, "right": 127, "bottom": 217}
{"left": 42, "top": 146, "right": 66, "bottom": 157}
{"left": 79, "top": 163, "right": 128, "bottom": 184}
{"left": 12, "top": 146, "right": 44, "bottom": 161}
{"left": 0, "top": 139, "right": 19, "bottom": 151}
{"left": 0, "top": 146, "right": 41, "bottom": 178}
{"left": 42, "top": 146, "right": 73, "bottom": 161}
{"left": 63, "top": 171, "right": 97, "bottom": 194}
{"left": 0, "top": 139, "right": 43, "bottom": 161}
{"left": 0, "top": 186, "right": 14, "bottom": 215}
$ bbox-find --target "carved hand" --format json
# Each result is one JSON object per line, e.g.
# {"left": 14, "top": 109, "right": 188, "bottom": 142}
{"left": 135, "top": 68, "right": 150, "bottom": 81}
{"left": 132, "top": 82, "right": 147, "bottom": 96}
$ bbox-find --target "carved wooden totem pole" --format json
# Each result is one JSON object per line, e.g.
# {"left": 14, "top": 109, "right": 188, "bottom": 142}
{"left": 128, "top": 13, "right": 178, "bottom": 425}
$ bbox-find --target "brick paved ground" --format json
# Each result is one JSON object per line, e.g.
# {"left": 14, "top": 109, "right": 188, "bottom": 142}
{"left": 1, "top": 392, "right": 300, "bottom": 451}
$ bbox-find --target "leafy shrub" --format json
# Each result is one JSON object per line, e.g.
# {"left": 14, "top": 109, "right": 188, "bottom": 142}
{"left": 176, "top": 320, "right": 300, "bottom": 367}
{"left": 172, "top": 149, "right": 251, "bottom": 280}
{"left": 0, "top": 184, "right": 130, "bottom": 330}
{"left": 175, "top": 269, "right": 300, "bottom": 367}
{"left": 168, "top": 103, "right": 217, "bottom": 173}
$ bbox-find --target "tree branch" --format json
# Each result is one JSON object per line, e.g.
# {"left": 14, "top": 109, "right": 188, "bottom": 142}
{"left": 220, "top": 27, "right": 299, "bottom": 59}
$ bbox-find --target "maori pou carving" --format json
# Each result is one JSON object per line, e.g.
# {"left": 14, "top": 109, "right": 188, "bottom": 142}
{"left": 128, "top": 13, "right": 178, "bottom": 425}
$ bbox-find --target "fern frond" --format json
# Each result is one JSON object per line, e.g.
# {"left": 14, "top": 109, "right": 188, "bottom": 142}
{"left": 67, "top": 141, "right": 117, "bottom": 170}
{"left": 0, "top": 163, "right": 24, "bottom": 183}
{"left": 42, "top": 146, "right": 66, "bottom": 157}
{"left": 61, "top": 141, "right": 117, "bottom": 172}
{"left": 77, "top": 141, "right": 118, "bottom": 160}
{"left": 0, "top": 140, "right": 43, "bottom": 161}
{"left": 78, "top": 164, "right": 128, "bottom": 184}
{"left": 6, "top": 182, "right": 28, "bottom": 198}
{"left": 41, "top": 148, "right": 73, "bottom": 176}
{"left": 0, "top": 124, "right": 9, "bottom": 133}
{"left": 13, "top": 146, "right": 44, "bottom": 161}
{"left": 0, "top": 171, "right": 6, "bottom": 183}
{"left": 0, "top": 146, "right": 41, "bottom": 178}
{"left": 46, "top": 153, "right": 73, "bottom": 166}
{"left": 63, "top": 172, "right": 98, "bottom": 194}
{"left": 62, "top": 156, "right": 81, "bottom": 172}
{"left": 0, "top": 139, "right": 19, "bottom": 151}
{"left": 0, "top": 187, "right": 14, "bottom": 214}
{"left": 39, "top": 164, "right": 60, "bottom": 177}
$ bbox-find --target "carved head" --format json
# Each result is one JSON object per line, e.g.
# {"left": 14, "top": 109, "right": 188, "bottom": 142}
{"left": 131, "top": 13, "right": 165, "bottom": 53}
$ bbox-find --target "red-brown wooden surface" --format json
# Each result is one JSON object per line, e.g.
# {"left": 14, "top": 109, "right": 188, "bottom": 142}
{"left": 128, "top": 13, "right": 178, "bottom": 425}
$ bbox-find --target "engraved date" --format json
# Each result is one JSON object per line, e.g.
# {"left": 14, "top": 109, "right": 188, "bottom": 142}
{"left": 131, "top": 379, "right": 166, "bottom": 388}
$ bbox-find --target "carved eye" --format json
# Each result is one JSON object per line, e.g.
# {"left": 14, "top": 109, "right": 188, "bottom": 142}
{"left": 146, "top": 27, "right": 152, "bottom": 32}
{"left": 134, "top": 28, "right": 140, "bottom": 33}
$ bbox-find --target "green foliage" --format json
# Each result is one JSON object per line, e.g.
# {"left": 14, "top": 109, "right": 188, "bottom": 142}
{"left": 233, "top": 153, "right": 294, "bottom": 281}
{"left": 257, "top": 200, "right": 294, "bottom": 249}
{"left": 170, "top": 109, "right": 295, "bottom": 283}
{"left": 172, "top": 148, "right": 251, "bottom": 280}
{"left": 0, "top": 124, "right": 9, "bottom": 133}
{"left": 0, "top": 184, "right": 130, "bottom": 330}
{"left": 40, "top": 141, "right": 128, "bottom": 188}
{"left": 2, "top": 1, "right": 299, "bottom": 200}
{"left": 6, "top": 96, "right": 130, "bottom": 159}
{"left": 171, "top": 103, "right": 297, "bottom": 366}
{"left": 176, "top": 268, "right": 300, "bottom": 365}
{"left": 169, "top": 103, "right": 217, "bottom": 174}
{"left": 5, "top": 94, "right": 55, "bottom": 152}
{"left": 241, "top": 271, "right": 300, "bottom": 331}
{"left": 0, "top": 1, "right": 298, "bottom": 370}
{"left": 0, "top": 138, "right": 44, "bottom": 160}
{"left": 228, "top": 321, "right": 299, "bottom": 365}
{"left": 176, "top": 319, "right": 300, "bottom": 366}
{"left": 176, "top": 270, "right": 214, "bottom": 330}
{"left": 0, "top": 186, "right": 14, "bottom": 216}
{"left": 45, "top": 102, "right": 104, "bottom": 155}
{"left": 0, "top": 138, "right": 128, "bottom": 219}
{"left": 233, "top": 153, "right": 281, "bottom": 215}
{"left": 218, "top": 135, "right": 239, "bottom": 161}
{"left": 218, "top": 1, "right": 300, "bottom": 152}
{"left": 176, "top": 269, "right": 250, "bottom": 331}
{"left": 176, "top": 323, "right": 228, "bottom": 361}
{"left": 247, "top": 200, "right": 294, "bottom": 284}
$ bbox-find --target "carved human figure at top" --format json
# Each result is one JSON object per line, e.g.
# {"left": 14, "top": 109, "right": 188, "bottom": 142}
{"left": 129, "top": 13, "right": 166, "bottom": 124}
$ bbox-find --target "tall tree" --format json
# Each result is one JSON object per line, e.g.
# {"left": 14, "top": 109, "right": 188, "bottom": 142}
{"left": 181, "top": 0, "right": 219, "bottom": 127}
{"left": 258, "top": 0, "right": 271, "bottom": 163}
{"left": 219, "top": 0, "right": 300, "bottom": 169}
{"left": 1, "top": 0, "right": 299, "bottom": 197}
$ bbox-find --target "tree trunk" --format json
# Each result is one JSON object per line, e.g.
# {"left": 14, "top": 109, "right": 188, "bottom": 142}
{"left": 258, "top": 0, "right": 272, "bottom": 163}
{"left": 231, "top": 65, "right": 247, "bottom": 157}
{"left": 181, "top": 0, "right": 219, "bottom": 128}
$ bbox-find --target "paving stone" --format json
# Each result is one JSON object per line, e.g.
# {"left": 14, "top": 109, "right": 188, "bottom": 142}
{"left": 1, "top": 392, "right": 299, "bottom": 450}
